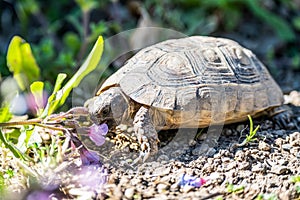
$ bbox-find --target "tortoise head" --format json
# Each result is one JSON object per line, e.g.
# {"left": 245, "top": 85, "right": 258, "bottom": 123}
{"left": 85, "top": 87, "right": 129, "bottom": 129}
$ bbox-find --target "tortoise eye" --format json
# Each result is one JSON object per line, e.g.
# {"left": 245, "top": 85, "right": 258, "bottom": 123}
{"left": 101, "top": 107, "right": 110, "bottom": 116}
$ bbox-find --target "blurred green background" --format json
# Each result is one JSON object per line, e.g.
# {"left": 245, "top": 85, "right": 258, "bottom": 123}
{"left": 1, "top": 0, "right": 300, "bottom": 100}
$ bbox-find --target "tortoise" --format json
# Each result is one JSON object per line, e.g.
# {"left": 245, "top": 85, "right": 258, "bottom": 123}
{"left": 85, "top": 36, "right": 291, "bottom": 158}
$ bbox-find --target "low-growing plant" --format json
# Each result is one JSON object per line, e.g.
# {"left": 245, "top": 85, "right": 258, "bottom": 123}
{"left": 0, "top": 35, "right": 106, "bottom": 197}
{"left": 256, "top": 193, "right": 278, "bottom": 200}
{"left": 290, "top": 175, "right": 300, "bottom": 194}
{"left": 245, "top": 115, "right": 260, "bottom": 143}
{"left": 226, "top": 183, "right": 245, "bottom": 194}
{"left": 231, "top": 115, "right": 260, "bottom": 149}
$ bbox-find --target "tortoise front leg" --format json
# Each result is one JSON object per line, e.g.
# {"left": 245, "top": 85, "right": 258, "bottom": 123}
{"left": 133, "top": 106, "right": 159, "bottom": 162}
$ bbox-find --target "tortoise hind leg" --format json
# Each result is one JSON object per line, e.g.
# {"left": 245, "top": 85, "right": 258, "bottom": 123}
{"left": 133, "top": 106, "right": 159, "bottom": 162}
{"left": 269, "top": 105, "right": 294, "bottom": 129}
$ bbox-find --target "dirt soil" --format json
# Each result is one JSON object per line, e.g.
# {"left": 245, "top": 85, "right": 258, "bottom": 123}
{"left": 91, "top": 93, "right": 300, "bottom": 200}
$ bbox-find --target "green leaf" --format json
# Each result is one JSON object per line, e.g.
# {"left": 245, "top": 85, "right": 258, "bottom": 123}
{"left": 41, "top": 73, "right": 67, "bottom": 118}
{"left": 0, "top": 105, "right": 12, "bottom": 123}
{"left": 245, "top": 0, "right": 295, "bottom": 41}
{"left": 290, "top": 176, "right": 300, "bottom": 183}
{"left": 30, "top": 81, "right": 44, "bottom": 116}
{"left": 292, "top": 17, "right": 300, "bottom": 31}
{"left": 75, "top": 0, "right": 98, "bottom": 12}
{"left": 6, "top": 36, "right": 40, "bottom": 91}
{"left": 41, "top": 36, "right": 104, "bottom": 117}
{"left": 296, "top": 185, "right": 300, "bottom": 194}
{"left": 0, "top": 129, "right": 25, "bottom": 159}
{"left": 16, "top": 125, "right": 36, "bottom": 153}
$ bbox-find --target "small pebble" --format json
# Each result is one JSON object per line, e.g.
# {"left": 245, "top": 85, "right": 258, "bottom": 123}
{"left": 275, "top": 138, "right": 284, "bottom": 147}
{"left": 278, "top": 159, "right": 288, "bottom": 166}
{"left": 153, "top": 166, "right": 171, "bottom": 176}
{"left": 236, "top": 124, "right": 245, "bottom": 132}
{"left": 258, "top": 141, "right": 271, "bottom": 151}
{"left": 206, "top": 148, "right": 217, "bottom": 156}
{"left": 182, "top": 185, "right": 194, "bottom": 193}
{"left": 252, "top": 163, "right": 264, "bottom": 172}
{"left": 226, "top": 162, "right": 237, "bottom": 171}
{"left": 274, "top": 130, "right": 285, "bottom": 137}
{"left": 157, "top": 155, "right": 170, "bottom": 162}
{"left": 223, "top": 129, "right": 233, "bottom": 136}
{"left": 271, "top": 166, "right": 291, "bottom": 175}
{"left": 157, "top": 183, "right": 169, "bottom": 193}
{"left": 282, "top": 144, "right": 292, "bottom": 151}
{"left": 124, "top": 188, "right": 135, "bottom": 199}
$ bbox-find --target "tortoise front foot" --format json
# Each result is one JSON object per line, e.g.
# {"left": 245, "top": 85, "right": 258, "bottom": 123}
{"left": 133, "top": 106, "right": 159, "bottom": 162}
{"left": 269, "top": 105, "right": 294, "bottom": 129}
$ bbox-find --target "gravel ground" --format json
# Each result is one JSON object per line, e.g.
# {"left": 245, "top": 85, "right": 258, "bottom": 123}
{"left": 3, "top": 93, "right": 300, "bottom": 200}
{"left": 90, "top": 92, "right": 300, "bottom": 200}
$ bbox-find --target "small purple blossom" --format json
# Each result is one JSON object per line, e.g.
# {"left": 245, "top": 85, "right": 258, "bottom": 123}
{"left": 26, "top": 91, "right": 48, "bottom": 115}
{"left": 78, "top": 165, "right": 108, "bottom": 188}
{"left": 26, "top": 190, "right": 52, "bottom": 200}
{"left": 88, "top": 124, "right": 108, "bottom": 146}
{"left": 178, "top": 174, "right": 207, "bottom": 187}
{"left": 79, "top": 147, "right": 101, "bottom": 165}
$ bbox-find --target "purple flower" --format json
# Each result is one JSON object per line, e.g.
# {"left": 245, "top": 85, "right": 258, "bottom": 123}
{"left": 88, "top": 124, "right": 108, "bottom": 146}
{"left": 26, "top": 91, "right": 48, "bottom": 116}
{"left": 79, "top": 147, "right": 101, "bottom": 165}
{"left": 179, "top": 174, "right": 207, "bottom": 187}
{"left": 26, "top": 191, "right": 52, "bottom": 200}
{"left": 78, "top": 165, "right": 108, "bottom": 188}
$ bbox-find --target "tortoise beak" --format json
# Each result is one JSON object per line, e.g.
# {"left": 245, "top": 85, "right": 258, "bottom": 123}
{"left": 90, "top": 115, "right": 116, "bottom": 130}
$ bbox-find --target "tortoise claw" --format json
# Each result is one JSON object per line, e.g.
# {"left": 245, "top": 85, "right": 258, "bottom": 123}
{"left": 131, "top": 136, "right": 151, "bottom": 165}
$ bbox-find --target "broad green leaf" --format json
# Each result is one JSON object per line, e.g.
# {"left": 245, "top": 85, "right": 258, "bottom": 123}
{"left": 7, "top": 36, "right": 40, "bottom": 90}
{"left": 41, "top": 36, "right": 104, "bottom": 117}
{"left": 30, "top": 81, "right": 44, "bottom": 116}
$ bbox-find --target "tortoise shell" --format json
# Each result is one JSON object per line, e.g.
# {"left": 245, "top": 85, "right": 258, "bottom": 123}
{"left": 97, "top": 36, "right": 283, "bottom": 126}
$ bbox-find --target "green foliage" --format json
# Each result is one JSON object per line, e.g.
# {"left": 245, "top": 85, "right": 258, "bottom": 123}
{"left": 0, "top": 129, "right": 25, "bottom": 159}
{"left": 41, "top": 36, "right": 104, "bottom": 117}
{"left": 246, "top": 115, "right": 260, "bottom": 143}
{"left": 6, "top": 36, "right": 40, "bottom": 91}
{"left": 75, "top": 0, "right": 98, "bottom": 12}
{"left": 0, "top": 173, "right": 5, "bottom": 196}
{"left": 255, "top": 193, "right": 278, "bottom": 200}
{"left": 145, "top": 0, "right": 295, "bottom": 41}
{"left": 0, "top": 34, "right": 103, "bottom": 161}
{"left": 291, "top": 175, "right": 300, "bottom": 183}
{"left": 30, "top": 81, "right": 44, "bottom": 116}
{"left": 0, "top": 106, "right": 12, "bottom": 123}
{"left": 290, "top": 175, "right": 300, "bottom": 194}
{"left": 244, "top": 0, "right": 295, "bottom": 41}
{"left": 226, "top": 183, "right": 244, "bottom": 193}
{"left": 0, "top": 35, "right": 104, "bottom": 196}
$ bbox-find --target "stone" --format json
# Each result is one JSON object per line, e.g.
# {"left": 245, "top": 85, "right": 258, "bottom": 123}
{"left": 282, "top": 144, "right": 292, "bottom": 151}
{"left": 124, "top": 187, "right": 135, "bottom": 199}
{"left": 258, "top": 141, "right": 271, "bottom": 151}
{"left": 157, "top": 183, "right": 169, "bottom": 193}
